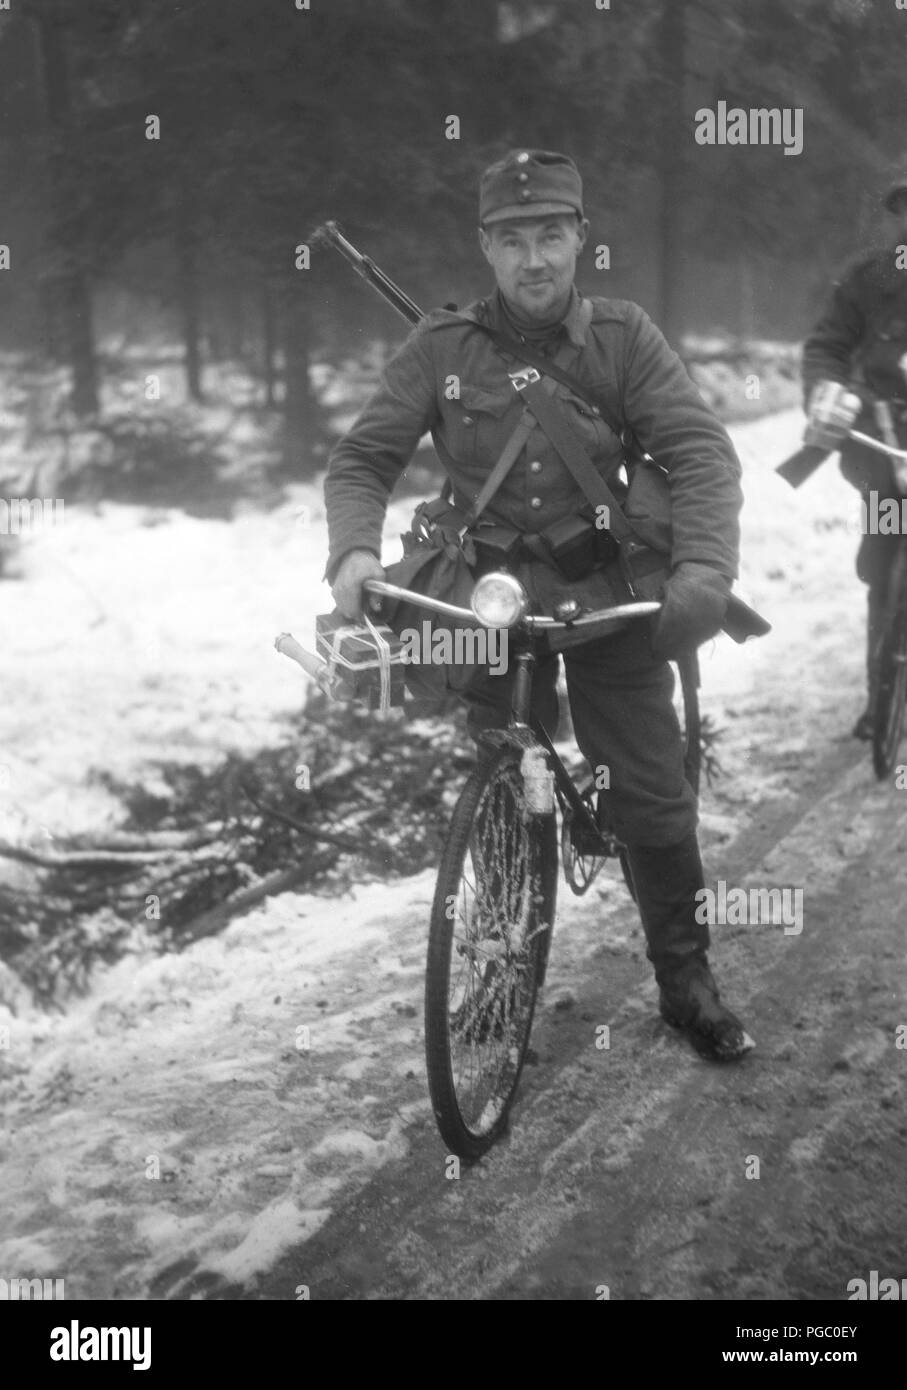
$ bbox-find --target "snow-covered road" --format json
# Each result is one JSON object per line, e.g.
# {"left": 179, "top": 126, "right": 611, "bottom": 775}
{"left": 3, "top": 407, "right": 904, "bottom": 1299}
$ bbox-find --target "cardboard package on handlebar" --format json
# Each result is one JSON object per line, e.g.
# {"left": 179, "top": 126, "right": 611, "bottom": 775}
{"left": 315, "top": 612, "right": 407, "bottom": 708}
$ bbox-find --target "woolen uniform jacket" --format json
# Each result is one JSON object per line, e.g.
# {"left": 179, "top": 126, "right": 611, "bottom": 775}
{"left": 324, "top": 289, "right": 744, "bottom": 592}
{"left": 802, "top": 248, "right": 907, "bottom": 407}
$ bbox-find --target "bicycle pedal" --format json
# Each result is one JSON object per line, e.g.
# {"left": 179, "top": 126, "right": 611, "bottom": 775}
{"left": 571, "top": 826, "right": 611, "bottom": 857}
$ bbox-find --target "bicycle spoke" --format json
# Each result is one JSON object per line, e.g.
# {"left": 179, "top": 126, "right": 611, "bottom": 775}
{"left": 447, "top": 768, "right": 536, "bottom": 1120}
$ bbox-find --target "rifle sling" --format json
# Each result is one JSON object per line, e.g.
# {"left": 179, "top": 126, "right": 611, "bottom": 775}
{"left": 467, "top": 318, "right": 631, "bottom": 445}
{"left": 440, "top": 311, "right": 769, "bottom": 641}
{"left": 437, "top": 315, "right": 647, "bottom": 551}
{"left": 515, "top": 376, "right": 638, "bottom": 545}
{"left": 462, "top": 414, "right": 535, "bottom": 530}
{"left": 514, "top": 376, "right": 769, "bottom": 640}
{"left": 462, "top": 312, "right": 652, "bottom": 549}
{"left": 457, "top": 335, "right": 587, "bottom": 530}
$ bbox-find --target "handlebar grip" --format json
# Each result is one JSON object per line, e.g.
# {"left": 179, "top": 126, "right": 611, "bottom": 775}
{"left": 722, "top": 594, "right": 772, "bottom": 643}
{"left": 274, "top": 633, "right": 337, "bottom": 696}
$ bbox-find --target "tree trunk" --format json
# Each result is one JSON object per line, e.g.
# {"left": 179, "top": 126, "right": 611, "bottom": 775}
{"left": 654, "top": 0, "right": 688, "bottom": 352}
{"left": 226, "top": 287, "right": 245, "bottom": 360}
{"left": 62, "top": 270, "right": 99, "bottom": 416}
{"left": 262, "top": 281, "right": 277, "bottom": 409}
{"left": 737, "top": 252, "right": 756, "bottom": 340}
{"left": 33, "top": 7, "right": 99, "bottom": 417}
{"left": 176, "top": 224, "right": 203, "bottom": 402}
{"left": 281, "top": 286, "right": 323, "bottom": 476}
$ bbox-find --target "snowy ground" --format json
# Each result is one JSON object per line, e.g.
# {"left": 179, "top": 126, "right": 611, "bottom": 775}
{"left": 1, "top": 405, "right": 896, "bottom": 1300}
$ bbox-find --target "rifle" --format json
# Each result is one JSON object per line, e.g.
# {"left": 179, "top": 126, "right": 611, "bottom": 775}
{"left": 314, "top": 221, "right": 770, "bottom": 643}
{"left": 312, "top": 222, "right": 424, "bottom": 327}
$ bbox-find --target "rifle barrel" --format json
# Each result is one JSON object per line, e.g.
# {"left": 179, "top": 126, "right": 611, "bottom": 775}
{"left": 318, "top": 221, "right": 423, "bottom": 326}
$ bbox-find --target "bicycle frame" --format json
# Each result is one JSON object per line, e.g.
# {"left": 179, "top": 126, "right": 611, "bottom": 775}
{"left": 276, "top": 574, "right": 660, "bottom": 854}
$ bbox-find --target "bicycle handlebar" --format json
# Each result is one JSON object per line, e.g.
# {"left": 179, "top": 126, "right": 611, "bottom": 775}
{"left": 848, "top": 427, "right": 907, "bottom": 464}
{"left": 362, "top": 578, "right": 661, "bottom": 633}
{"left": 778, "top": 409, "right": 907, "bottom": 490}
{"left": 362, "top": 579, "right": 477, "bottom": 624}
{"left": 274, "top": 588, "right": 661, "bottom": 701}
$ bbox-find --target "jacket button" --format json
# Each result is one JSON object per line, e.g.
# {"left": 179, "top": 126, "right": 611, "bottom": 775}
{"left": 530, "top": 460, "right": 542, "bottom": 474}
{"left": 530, "top": 496, "right": 543, "bottom": 509}
{"left": 462, "top": 415, "right": 474, "bottom": 425}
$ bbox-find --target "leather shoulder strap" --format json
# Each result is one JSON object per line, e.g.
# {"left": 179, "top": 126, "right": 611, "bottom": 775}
{"left": 434, "top": 301, "right": 630, "bottom": 444}
{"left": 460, "top": 343, "right": 577, "bottom": 529}
{"left": 462, "top": 413, "right": 535, "bottom": 529}
{"left": 518, "top": 376, "right": 770, "bottom": 642}
{"left": 515, "top": 376, "right": 636, "bottom": 543}
{"left": 432, "top": 309, "right": 769, "bottom": 643}
{"left": 468, "top": 319, "right": 629, "bottom": 444}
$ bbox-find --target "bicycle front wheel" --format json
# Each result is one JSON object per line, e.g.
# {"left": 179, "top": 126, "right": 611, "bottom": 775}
{"left": 872, "top": 607, "right": 907, "bottom": 779}
{"left": 425, "top": 743, "right": 558, "bottom": 1161}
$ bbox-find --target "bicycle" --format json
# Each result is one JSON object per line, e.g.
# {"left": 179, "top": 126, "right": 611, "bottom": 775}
{"left": 351, "top": 571, "right": 664, "bottom": 1160}
{"left": 779, "top": 400, "right": 907, "bottom": 780}
{"left": 277, "top": 572, "right": 722, "bottom": 1158}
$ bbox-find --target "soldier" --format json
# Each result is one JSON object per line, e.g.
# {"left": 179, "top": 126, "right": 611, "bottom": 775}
{"left": 802, "top": 173, "right": 907, "bottom": 738}
{"left": 324, "top": 149, "right": 752, "bottom": 1060}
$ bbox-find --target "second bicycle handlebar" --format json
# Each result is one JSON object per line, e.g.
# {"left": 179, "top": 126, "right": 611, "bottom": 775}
{"left": 778, "top": 416, "right": 907, "bottom": 490}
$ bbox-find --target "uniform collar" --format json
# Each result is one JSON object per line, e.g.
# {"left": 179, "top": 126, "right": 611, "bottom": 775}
{"left": 481, "top": 285, "right": 589, "bottom": 347}
{"left": 560, "top": 287, "right": 589, "bottom": 347}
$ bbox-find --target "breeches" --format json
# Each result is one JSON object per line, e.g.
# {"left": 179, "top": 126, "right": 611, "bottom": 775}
{"left": 462, "top": 617, "right": 697, "bottom": 849}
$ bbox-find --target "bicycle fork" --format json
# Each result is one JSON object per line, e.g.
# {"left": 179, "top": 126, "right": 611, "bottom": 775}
{"left": 510, "top": 648, "right": 536, "bottom": 726}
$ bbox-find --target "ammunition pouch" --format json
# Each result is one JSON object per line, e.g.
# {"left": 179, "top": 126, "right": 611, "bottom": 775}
{"left": 463, "top": 505, "right": 618, "bottom": 582}
{"left": 537, "top": 509, "right": 619, "bottom": 581}
{"left": 471, "top": 521, "right": 523, "bottom": 565}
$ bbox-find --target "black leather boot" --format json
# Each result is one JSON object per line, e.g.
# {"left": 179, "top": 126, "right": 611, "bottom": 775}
{"left": 624, "top": 835, "right": 754, "bottom": 1061}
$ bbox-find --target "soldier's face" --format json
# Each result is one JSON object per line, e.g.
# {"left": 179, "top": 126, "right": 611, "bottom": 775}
{"left": 479, "top": 214, "right": 588, "bottom": 322}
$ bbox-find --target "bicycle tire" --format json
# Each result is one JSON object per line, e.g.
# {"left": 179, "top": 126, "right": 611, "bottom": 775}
{"left": 424, "top": 743, "right": 558, "bottom": 1161}
{"left": 872, "top": 607, "right": 907, "bottom": 779}
{"left": 561, "top": 782, "right": 608, "bottom": 896}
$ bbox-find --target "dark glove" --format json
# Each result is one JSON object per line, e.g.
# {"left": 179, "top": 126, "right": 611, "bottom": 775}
{"left": 804, "top": 380, "right": 862, "bottom": 450}
{"left": 330, "top": 549, "right": 385, "bottom": 620}
{"left": 651, "top": 562, "right": 730, "bottom": 660}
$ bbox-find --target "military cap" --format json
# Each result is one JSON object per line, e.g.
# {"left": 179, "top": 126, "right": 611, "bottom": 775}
{"left": 479, "top": 149, "right": 583, "bottom": 226}
{"left": 884, "top": 171, "right": 907, "bottom": 211}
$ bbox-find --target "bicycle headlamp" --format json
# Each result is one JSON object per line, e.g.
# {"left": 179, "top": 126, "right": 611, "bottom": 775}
{"left": 470, "top": 572, "right": 528, "bottom": 629}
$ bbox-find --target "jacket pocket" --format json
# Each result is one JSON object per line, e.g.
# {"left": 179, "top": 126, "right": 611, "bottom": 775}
{"left": 458, "top": 383, "right": 512, "bottom": 417}
{"left": 442, "top": 383, "right": 515, "bottom": 470}
{"left": 553, "top": 384, "right": 622, "bottom": 456}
